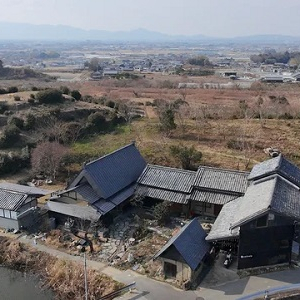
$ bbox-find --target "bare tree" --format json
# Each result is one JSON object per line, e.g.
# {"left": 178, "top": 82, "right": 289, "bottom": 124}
{"left": 256, "top": 96, "right": 265, "bottom": 128}
{"left": 31, "top": 141, "right": 69, "bottom": 180}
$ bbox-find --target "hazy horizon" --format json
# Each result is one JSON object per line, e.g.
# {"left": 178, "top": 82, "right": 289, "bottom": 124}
{"left": 0, "top": 0, "right": 300, "bottom": 38}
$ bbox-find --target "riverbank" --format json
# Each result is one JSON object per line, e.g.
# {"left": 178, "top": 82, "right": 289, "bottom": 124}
{"left": 0, "top": 236, "right": 123, "bottom": 300}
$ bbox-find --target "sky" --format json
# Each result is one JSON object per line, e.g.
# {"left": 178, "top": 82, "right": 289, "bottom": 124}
{"left": 0, "top": 0, "right": 300, "bottom": 37}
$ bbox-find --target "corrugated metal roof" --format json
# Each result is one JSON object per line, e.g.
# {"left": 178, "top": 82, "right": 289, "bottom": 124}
{"left": 0, "top": 189, "right": 27, "bottom": 210}
{"left": 70, "top": 143, "right": 146, "bottom": 199}
{"left": 206, "top": 197, "right": 241, "bottom": 241}
{"left": 136, "top": 185, "right": 189, "bottom": 204}
{"left": 154, "top": 218, "right": 210, "bottom": 270}
{"left": 45, "top": 201, "right": 101, "bottom": 222}
{"left": 137, "top": 165, "right": 196, "bottom": 193}
{"left": 190, "top": 190, "right": 238, "bottom": 205}
{"left": 0, "top": 182, "right": 50, "bottom": 196}
{"left": 193, "top": 166, "right": 249, "bottom": 194}
{"left": 248, "top": 155, "right": 300, "bottom": 188}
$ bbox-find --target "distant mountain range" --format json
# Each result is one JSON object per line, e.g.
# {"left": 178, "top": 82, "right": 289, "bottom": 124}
{"left": 0, "top": 22, "right": 300, "bottom": 43}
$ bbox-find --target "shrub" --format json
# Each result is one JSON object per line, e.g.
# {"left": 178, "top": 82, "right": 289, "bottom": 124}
{"left": 169, "top": 145, "right": 202, "bottom": 170}
{"left": 87, "top": 112, "right": 107, "bottom": 131}
{"left": 36, "top": 89, "right": 63, "bottom": 104}
{"left": 153, "top": 202, "right": 172, "bottom": 225}
{"left": 105, "top": 100, "right": 115, "bottom": 108}
{"left": 0, "top": 103, "right": 8, "bottom": 114}
{"left": 8, "top": 116, "right": 24, "bottom": 129}
{"left": 0, "top": 88, "right": 6, "bottom": 94}
{"left": 59, "top": 86, "right": 70, "bottom": 95}
{"left": 7, "top": 86, "right": 18, "bottom": 93}
{"left": 24, "top": 114, "right": 36, "bottom": 130}
{"left": 82, "top": 95, "right": 94, "bottom": 103}
{"left": 14, "top": 95, "right": 21, "bottom": 101}
{"left": 30, "top": 93, "right": 35, "bottom": 99}
{"left": 0, "top": 125, "right": 21, "bottom": 148}
{"left": 278, "top": 112, "right": 293, "bottom": 119}
{"left": 31, "top": 86, "right": 39, "bottom": 91}
{"left": 0, "top": 151, "right": 30, "bottom": 176}
{"left": 60, "top": 122, "right": 83, "bottom": 144}
{"left": 27, "top": 98, "right": 35, "bottom": 104}
{"left": 70, "top": 90, "right": 82, "bottom": 100}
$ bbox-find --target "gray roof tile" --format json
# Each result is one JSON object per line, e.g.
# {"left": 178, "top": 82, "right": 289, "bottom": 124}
{"left": 248, "top": 155, "right": 300, "bottom": 187}
{"left": 136, "top": 185, "right": 189, "bottom": 204}
{"left": 206, "top": 197, "right": 241, "bottom": 241}
{"left": 193, "top": 166, "right": 249, "bottom": 194}
{"left": 137, "top": 164, "right": 196, "bottom": 193}
{"left": 207, "top": 175, "right": 300, "bottom": 241}
{"left": 154, "top": 218, "right": 210, "bottom": 270}
{"left": 190, "top": 190, "right": 238, "bottom": 205}
{"left": 0, "top": 189, "right": 27, "bottom": 211}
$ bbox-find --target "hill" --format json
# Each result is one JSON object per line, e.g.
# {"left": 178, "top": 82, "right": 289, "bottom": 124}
{"left": 1, "top": 22, "right": 300, "bottom": 43}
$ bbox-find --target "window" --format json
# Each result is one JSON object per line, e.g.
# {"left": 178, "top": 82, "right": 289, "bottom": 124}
{"left": 10, "top": 211, "right": 17, "bottom": 220}
{"left": 256, "top": 215, "right": 268, "bottom": 228}
{"left": 4, "top": 210, "right": 10, "bottom": 219}
{"left": 0, "top": 209, "right": 3, "bottom": 217}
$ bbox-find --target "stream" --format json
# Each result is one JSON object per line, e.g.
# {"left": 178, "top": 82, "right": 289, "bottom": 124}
{"left": 0, "top": 266, "right": 54, "bottom": 300}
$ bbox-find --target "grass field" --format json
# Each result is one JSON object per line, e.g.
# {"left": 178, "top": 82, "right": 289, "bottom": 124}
{"left": 70, "top": 113, "right": 300, "bottom": 173}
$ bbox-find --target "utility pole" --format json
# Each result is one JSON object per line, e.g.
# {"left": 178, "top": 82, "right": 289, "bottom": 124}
{"left": 84, "top": 253, "right": 88, "bottom": 300}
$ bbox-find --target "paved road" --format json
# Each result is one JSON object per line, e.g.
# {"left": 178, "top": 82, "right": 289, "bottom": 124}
{"left": 7, "top": 234, "right": 300, "bottom": 300}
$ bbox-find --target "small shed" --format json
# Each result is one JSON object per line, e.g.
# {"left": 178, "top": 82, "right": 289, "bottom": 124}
{"left": 153, "top": 218, "right": 210, "bottom": 285}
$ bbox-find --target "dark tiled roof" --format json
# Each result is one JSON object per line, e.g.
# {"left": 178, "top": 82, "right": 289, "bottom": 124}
{"left": 137, "top": 165, "right": 196, "bottom": 193}
{"left": 190, "top": 190, "right": 238, "bottom": 205}
{"left": 75, "top": 183, "right": 99, "bottom": 204}
{"left": 154, "top": 218, "right": 210, "bottom": 270}
{"left": 268, "top": 177, "right": 300, "bottom": 221}
{"left": 108, "top": 184, "right": 136, "bottom": 206}
{"left": 0, "top": 189, "right": 28, "bottom": 211}
{"left": 92, "top": 199, "right": 116, "bottom": 215}
{"left": 92, "top": 184, "right": 136, "bottom": 214}
{"left": 248, "top": 155, "right": 300, "bottom": 187}
{"left": 45, "top": 201, "right": 101, "bottom": 222}
{"left": 136, "top": 185, "right": 189, "bottom": 204}
{"left": 193, "top": 166, "right": 249, "bottom": 194}
{"left": 70, "top": 143, "right": 146, "bottom": 199}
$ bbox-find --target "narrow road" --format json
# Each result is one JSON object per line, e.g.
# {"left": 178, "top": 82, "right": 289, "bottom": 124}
{"left": 5, "top": 233, "right": 300, "bottom": 300}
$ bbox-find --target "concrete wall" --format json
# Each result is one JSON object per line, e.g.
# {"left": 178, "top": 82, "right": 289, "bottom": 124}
{"left": 0, "top": 217, "right": 19, "bottom": 230}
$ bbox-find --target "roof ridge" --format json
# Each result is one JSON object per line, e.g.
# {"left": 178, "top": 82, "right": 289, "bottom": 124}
{"left": 147, "top": 164, "right": 196, "bottom": 174}
{"left": 84, "top": 143, "right": 136, "bottom": 167}
{"left": 275, "top": 153, "right": 283, "bottom": 171}
{"left": 268, "top": 176, "right": 278, "bottom": 208}
{"left": 197, "top": 165, "right": 250, "bottom": 175}
{"left": 0, "top": 188, "right": 27, "bottom": 196}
